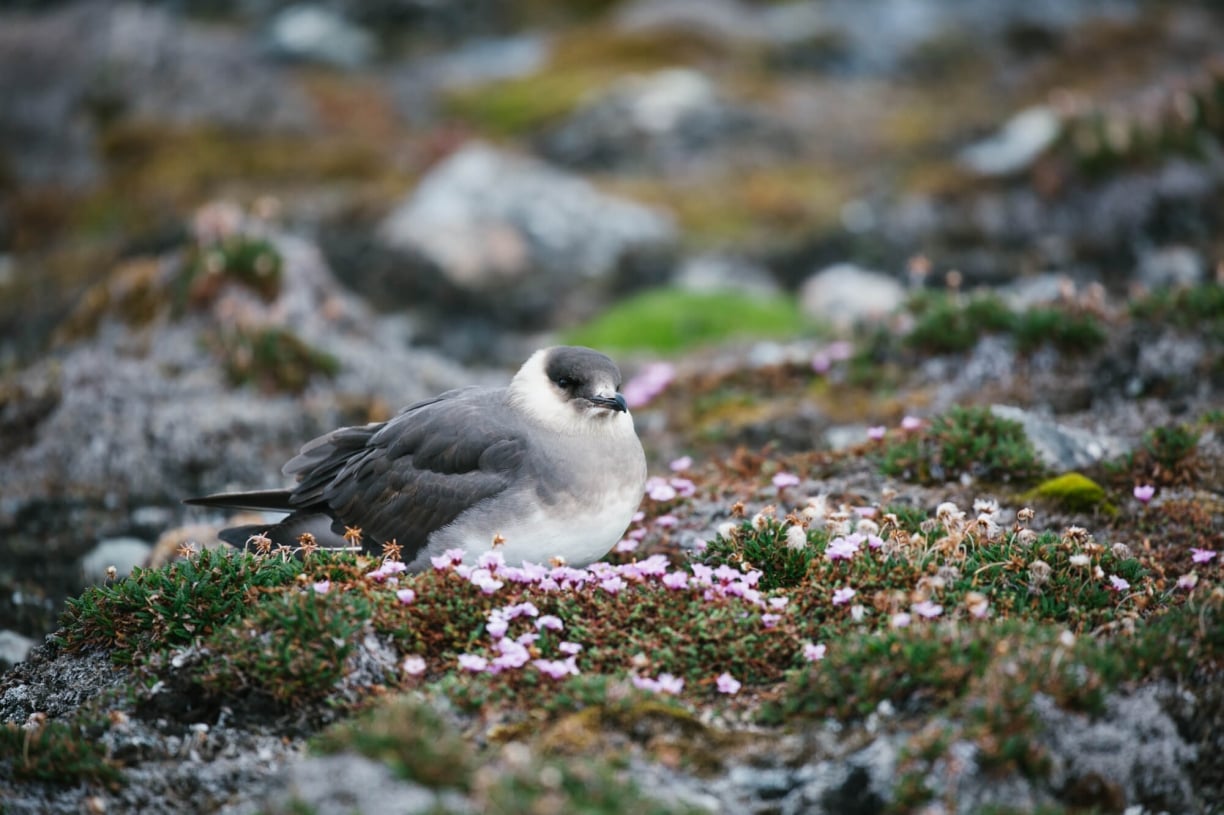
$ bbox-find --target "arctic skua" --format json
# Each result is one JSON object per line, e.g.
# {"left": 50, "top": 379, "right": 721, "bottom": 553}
{"left": 186, "top": 346, "right": 648, "bottom": 569}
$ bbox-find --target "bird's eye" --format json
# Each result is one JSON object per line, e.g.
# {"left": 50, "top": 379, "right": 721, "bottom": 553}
{"left": 555, "top": 377, "right": 573, "bottom": 389}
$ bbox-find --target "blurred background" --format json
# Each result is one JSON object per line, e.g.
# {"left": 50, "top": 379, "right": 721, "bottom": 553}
{"left": 1, "top": 0, "right": 1222, "bottom": 660}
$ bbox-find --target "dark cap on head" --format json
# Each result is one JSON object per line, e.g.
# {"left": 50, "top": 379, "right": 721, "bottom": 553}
{"left": 544, "top": 346, "right": 623, "bottom": 392}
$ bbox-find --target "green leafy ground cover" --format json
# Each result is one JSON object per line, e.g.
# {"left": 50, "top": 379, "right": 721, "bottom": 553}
{"left": 6, "top": 445, "right": 1216, "bottom": 812}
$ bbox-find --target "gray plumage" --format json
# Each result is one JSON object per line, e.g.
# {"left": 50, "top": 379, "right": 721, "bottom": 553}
{"left": 186, "top": 346, "right": 648, "bottom": 568}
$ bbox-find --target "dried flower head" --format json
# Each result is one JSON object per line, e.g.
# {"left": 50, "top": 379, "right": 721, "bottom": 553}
{"left": 247, "top": 532, "right": 273, "bottom": 555}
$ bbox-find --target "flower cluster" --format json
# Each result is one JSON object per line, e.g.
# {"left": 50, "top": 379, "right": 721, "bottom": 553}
{"left": 623, "top": 362, "right": 676, "bottom": 409}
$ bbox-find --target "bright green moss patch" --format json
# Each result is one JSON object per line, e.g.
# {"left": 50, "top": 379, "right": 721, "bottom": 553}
{"left": 878, "top": 406, "right": 1047, "bottom": 485}
{"left": 1023, "top": 473, "right": 1111, "bottom": 513}
{"left": 565, "top": 287, "right": 812, "bottom": 354}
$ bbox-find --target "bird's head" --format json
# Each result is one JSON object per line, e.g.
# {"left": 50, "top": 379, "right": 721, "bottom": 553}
{"left": 509, "top": 346, "right": 632, "bottom": 433}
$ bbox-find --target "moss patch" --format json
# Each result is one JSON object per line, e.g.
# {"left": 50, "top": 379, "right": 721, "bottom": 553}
{"left": 1023, "top": 473, "right": 1111, "bottom": 514}
{"left": 565, "top": 287, "right": 814, "bottom": 354}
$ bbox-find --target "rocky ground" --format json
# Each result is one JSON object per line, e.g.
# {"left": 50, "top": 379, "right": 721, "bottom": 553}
{"left": 1, "top": 1, "right": 1223, "bottom": 813}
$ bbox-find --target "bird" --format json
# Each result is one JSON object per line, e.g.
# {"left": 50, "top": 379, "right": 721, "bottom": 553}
{"left": 186, "top": 346, "right": 648, "bottom": 569}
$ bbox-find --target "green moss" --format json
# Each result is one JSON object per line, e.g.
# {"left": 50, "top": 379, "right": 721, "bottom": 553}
{"left": 197, "top": 590, "right": 373, "bottom": 705}
{"left": 1130, "top": 283, "right": 1224, "bottom": 340}
{"left": 878, "top": 406, "right": 1047, "bottom": 485}
{"left": 1023, "top": 473, "right": 1111, "bottom": 513}
{"left": 0, "top": 715, "right": 122, "bottom": 787}
{"left": 211, "top": 325, "right": 340, "bottom": 394}
{"left": 703, "top": 518, "right": 829, "bottom": 591}
{"left": 56, "top": 548, "right": 310, "bottom": 665}
{"left": 764, "top": 595, "right": 1219, "bottom": 776}
{"left": 312, "top": 695, "right": 472, "bottom": 789}
{"left": 178, "top": 235, "right": 283, "bottom": 308}
{"left": 565, "top": 287, "right": 813, "bottom": 354}
{"left": 904, "top": 292, "right": 1105, "bottom": 356}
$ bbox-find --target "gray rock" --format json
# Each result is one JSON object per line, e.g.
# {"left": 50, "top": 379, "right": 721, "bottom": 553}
{"left": 825, "top": 425, "right": 870, "bottom": 451}
{"left": 1136, "top": 245, "right": 1205, "bottom": 290}
{"left": 377, "top": 143, "right": 675, "bottom": 325}
{"left": 959, "top": 106, "right": 1062, "bottom": 177}
{"left": 675, "top": 253, "right": 780, "bottom": 297}
{"left": 799, "top": 263, "right": 906, "bottom": 330}
{"left": 264, "top": 4, "right": 376, "bottom": 69}
{"left": 0, "top": 630, "right": 36, "bottom": 669}
{"left": 990, "top": 404, "right": 1130, "bottom": 471}
{"left": 0, "top": 229, "right": 475, "bottom": 565}
{"left": 0, "top": 2, "right": 315, "bottom": 188}
{"left": 538, "top": 68, "right": 793, "bottom": 173}
{"left": 257, "top": 753, "right": 451, "bottom": 815}
{"left": 1034, "top": 686, "right": 1197, "bottom": 812}
{"left": 79, "top": 536, "right": 152, "bottom": 584}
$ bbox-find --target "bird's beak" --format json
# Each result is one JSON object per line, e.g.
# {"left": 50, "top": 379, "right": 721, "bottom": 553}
{"left": 588, "top": 392, "right": 629, "bottom": 413}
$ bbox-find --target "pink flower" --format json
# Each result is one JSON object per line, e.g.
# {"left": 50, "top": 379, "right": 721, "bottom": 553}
{"left": 615, "top": 538, "right": 640, "bottom": 553}
{"left": 670, "top": 478, "right": 697, "bottom": 498}
{"left": 832, "top": 587, "right": 856, "bottom": 606}
{"left": 662, "top": 571, "right": 689, "bottom": 590}
{"left": 457, "top": 654, "right": 488, "bottom": 672}
{"left": 890, "top": 612, "right": 911, "bottom": 628}
{"left": 312, "top": 580, "right": 331, "bottom": 595}
{"left": 761, "top": 613, "right": 782, "bottom": 629}
{"left": 534, "top": 657, "right": 579, "bottom": 679}
{"left": 505, "top": 602, "right": 539, "bottom": 619}
{"left": 600, "top": 575, "right": 626, "bottom": 594}
{"left": 772, "top": 472, "right": 801, "bottom": 489}
{"left": 1177, "top": 573, "right": 1198, "bottom": 591}
{"left": 867, "top": 426, "right": 886, "bottom": 441}
{"left": 647, "top": 477, "right": 678, "bottom": 502}
{"left": 670, "top": 456, "right": 693, "bottom": 472}
{"left": 768, "top": 597, "right": 789, "bottom": 610}
{"left": 632, "top": 673, "right": 684, "bottom": 695}
{"left": 827, "top": 340, "right": 853, "bottom": 361}
{"left": 623, "top": 362, "right": 675, "bottom": 409}
{"left": 802, "top": 642, "right": 826, "bottom": 662}
{"left": 401, "top": 655, "right": 427, "bottom": 676}
{"left": 396, "top": 588, "right": 416, "bottom": 605}
{"left": 1191, "top": 548, "right": 1217, "bottom": 564}
{"left": 492, "top": 639, "right": 530, "bottom": 671}
{"left": 1133, "top": 484, "right": 1156, "bottom": 504}
{"left": 430, "top": 548, "right": 465, "bottom": 570}
{"left": 912, "top": 600, "right": 943, "bottom": 619}
{"left": 825, "top": 536, "right": 860, "bottom": 561}
{"left": 536, "top": 614, "right": 564, "bottom": 631}
{"left": 1108, "top": 575, "right": 1130, "bottom": 592}
{"left": 715, "top": 672, "right": 741, "bottom": 695}
{"left": 811, "top": 352, "right": 832, "bottom": 374}
{"left": 654, "top": 514, "right": 678, "bottom": 528}
{"left": 477, "top": 551, "right": 506, "bottom": 571}
{"left": 901, "top": 415, "right": 923, "bottom": 432}
{"left": 558, "top": 641, "right": 583, "bottom": 655}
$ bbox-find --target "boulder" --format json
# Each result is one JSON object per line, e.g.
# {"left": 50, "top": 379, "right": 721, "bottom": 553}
{"left": 799, "top": 263, "right": 906, "bottom": 330}
{"left": 377, "top": 143, "right": 676, "bottom": 327}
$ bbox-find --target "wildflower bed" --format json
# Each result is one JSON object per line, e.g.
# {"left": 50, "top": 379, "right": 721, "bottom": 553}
{"left": 6, "top": 464, "right": 1217, "bottom": 812}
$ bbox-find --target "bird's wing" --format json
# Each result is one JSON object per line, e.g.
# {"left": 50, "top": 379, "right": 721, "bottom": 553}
{"left": 284, "top": 387, "right": 529, "bottom": 552}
